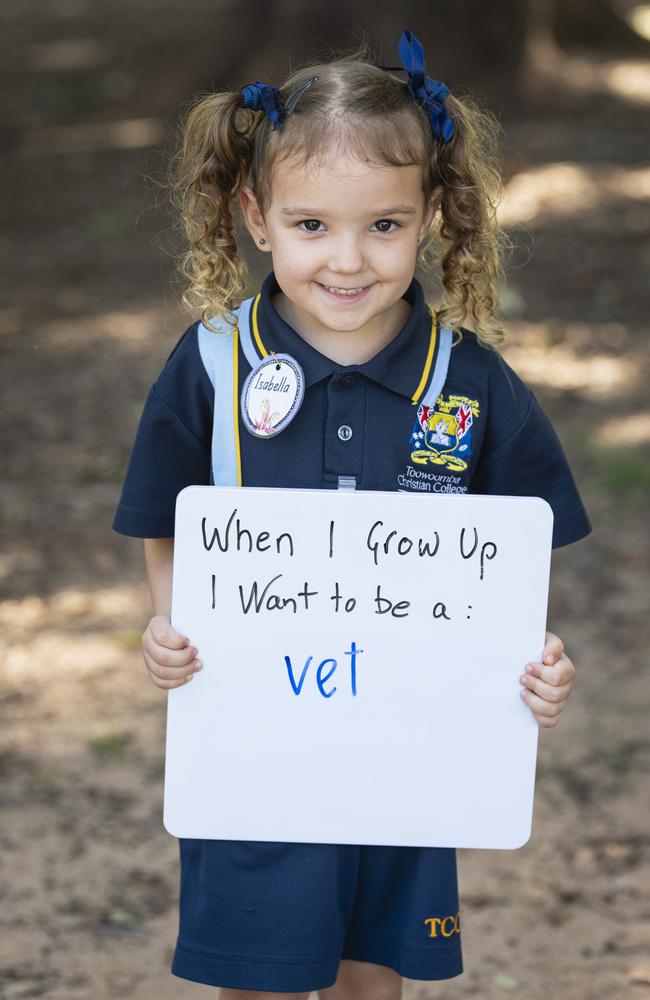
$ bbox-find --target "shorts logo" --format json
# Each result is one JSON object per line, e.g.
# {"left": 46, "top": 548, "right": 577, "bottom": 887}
{"left": 410, "top": 394, "right": 480, "bottom": 472}
{"left": 424, "top": 912, "right": 461, "bottom": 938}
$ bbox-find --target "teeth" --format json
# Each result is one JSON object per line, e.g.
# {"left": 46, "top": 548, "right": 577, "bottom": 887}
{"left": 324, "top": 285, "right": 365, "bottom": 295}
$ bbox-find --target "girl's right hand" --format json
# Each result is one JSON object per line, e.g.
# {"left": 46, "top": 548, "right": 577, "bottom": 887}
{"left": 141, "top": 614, "right": 203, "bottom": 689}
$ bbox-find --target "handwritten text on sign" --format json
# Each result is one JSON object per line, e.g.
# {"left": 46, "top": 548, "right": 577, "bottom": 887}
{"left": 204, "top": 508, "right": 499, "bottom": 699}
{"left": 165, "top": 486, "right": 553, "bottom": 849}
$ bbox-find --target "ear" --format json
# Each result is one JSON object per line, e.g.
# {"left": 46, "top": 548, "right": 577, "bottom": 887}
{"left": 419, "top": 184, "right": 444, "bottom": 240}
{"left": 239, "top": 186, "right": 272, "bottom": 252}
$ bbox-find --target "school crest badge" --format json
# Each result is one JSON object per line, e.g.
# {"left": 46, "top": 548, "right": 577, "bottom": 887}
{"left": 409, "top": 394, "right": 480, "bottom": 472}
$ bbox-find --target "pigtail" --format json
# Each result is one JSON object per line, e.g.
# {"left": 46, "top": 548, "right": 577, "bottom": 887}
{"left": 419, "top": 94, "right": 512, "bottom": 348}
{"left": 167, "top": 90, "right": 259, "bottom": 332}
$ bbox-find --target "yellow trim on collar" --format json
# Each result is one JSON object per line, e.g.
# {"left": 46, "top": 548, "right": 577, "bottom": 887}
{"left": 411, "top": 307, "right": 437, "bottom": 404}
{"left": 251, "top": 293, "right": 268, "bottom": 358}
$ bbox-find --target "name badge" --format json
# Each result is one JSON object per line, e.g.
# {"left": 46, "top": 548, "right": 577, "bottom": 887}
{"left": 241, "top": 353, "right": 305, "bottom": 438}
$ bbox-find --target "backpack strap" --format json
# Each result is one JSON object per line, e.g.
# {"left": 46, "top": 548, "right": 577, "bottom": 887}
{"left": 197, "top": 307, "right": 244, "bottom": 487}
{"left": 421, "top": 328, "right": 453, "bottom": 410}
{"left": 237, "top": 295, "right": 262, "bottom": 369}
{"left": 413, "top": 307, "right": 454, "bottom": 412}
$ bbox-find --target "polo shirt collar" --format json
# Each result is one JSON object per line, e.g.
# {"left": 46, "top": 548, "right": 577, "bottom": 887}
{"left": 252, "top": 269, "right": 438, "bottom": 401}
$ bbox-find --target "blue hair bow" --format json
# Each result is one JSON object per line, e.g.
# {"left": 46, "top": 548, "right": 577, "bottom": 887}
{"left": 397, "top": 29, "right": 454, "bottom": 144}
{"left": 240, "top": 81, "right": 286, "bottom": 131}
{"left": 239, "top": 76, "right": 319, "bottom": 132}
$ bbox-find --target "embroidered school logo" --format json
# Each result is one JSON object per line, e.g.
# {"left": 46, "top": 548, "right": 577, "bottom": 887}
{"left": 410, "top": 394, "right": 480, "bottom": 472}
{"left": 424, "top": 912, "right": 461, "bottom": 938}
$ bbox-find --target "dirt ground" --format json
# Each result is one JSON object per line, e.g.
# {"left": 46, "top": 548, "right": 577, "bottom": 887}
{"left": 1, "top": 4, "right": 649, "bottom": 999}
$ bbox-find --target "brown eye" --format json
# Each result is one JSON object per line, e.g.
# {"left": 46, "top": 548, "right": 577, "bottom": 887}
{"left": 298, "top": 219, "right": 323, "bottom": 233}
{"left": 374, "top": 219, "right": 400, "bottom": 233}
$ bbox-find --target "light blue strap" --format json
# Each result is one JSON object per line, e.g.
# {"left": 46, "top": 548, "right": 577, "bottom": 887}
{"left": 197, "top": 312, "right": 239, "bottom": 487}
{"left": 237, "top": 296, "right": 259, "bottom": 369}
{"left": 421, "top": 327, "right": 453, "bottom": 409}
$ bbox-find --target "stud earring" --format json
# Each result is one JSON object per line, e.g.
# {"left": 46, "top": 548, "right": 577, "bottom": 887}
{"left": 259, "top": 238, "right": 266, "bottom": 245}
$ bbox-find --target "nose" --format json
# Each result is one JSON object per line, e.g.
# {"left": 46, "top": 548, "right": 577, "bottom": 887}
{"left": 328, "top": 232, "right": 365, "bottom": 275}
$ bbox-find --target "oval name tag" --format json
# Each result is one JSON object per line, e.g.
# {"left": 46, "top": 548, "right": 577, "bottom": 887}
{"left": 241, "top": 353, "right": 305, "bottom": 438}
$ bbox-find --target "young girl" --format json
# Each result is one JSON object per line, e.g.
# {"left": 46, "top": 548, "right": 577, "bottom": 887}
{"left": 113, "top": 28, "right": 591, "bottom": 1000}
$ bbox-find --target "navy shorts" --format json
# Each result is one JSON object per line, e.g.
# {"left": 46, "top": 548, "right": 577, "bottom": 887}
{"left": 171, "top": 838, "right": 463, "bottom": 993}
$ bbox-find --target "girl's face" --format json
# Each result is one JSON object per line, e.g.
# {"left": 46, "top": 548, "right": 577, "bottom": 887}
{"left": 240, "top": 154, "right": 440, "bottom": 348}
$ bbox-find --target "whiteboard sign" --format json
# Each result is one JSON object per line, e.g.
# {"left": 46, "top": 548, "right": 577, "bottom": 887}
{"left": 165, "top": 486, "right": 553, "bottom": 849}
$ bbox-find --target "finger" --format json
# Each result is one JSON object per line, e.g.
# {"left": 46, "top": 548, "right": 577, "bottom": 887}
{"left": 150, "top": 617, "right": 192, "bottom": 650}
{"left": 520, "top": 687, "right": 565, "bottom": 718}
{"left": 143, "top": 636, "right": 198, "bottom": 670}
{"left": 524, "top": 656, "right": 574, "bottom": 688}
{"left": 142, "top": 645, "right": 202, "bottom": 681}
{"left": 550, "top": 654, "right": 575, "bottom": 686}
{"left": 535, "top": 712, "right": 560, "bottom": 728}
{"left": 146, "top": 666, "right": 197, "bottom": 690}
{"left": 519, "top": 671, "right": 572, "bottom": 704}
{"left": 543, "top": 631, "right": 564, "bottom": 663}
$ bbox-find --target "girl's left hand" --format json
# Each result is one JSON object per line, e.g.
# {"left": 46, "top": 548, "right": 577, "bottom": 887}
{"left": 519, "top": 631, "right": 575, "bottom": 728}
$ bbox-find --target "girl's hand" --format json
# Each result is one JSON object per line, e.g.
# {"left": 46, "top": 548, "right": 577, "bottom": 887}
{"left": 519, "top": 631, "right": 575, "bottom": 728}
{"left": 141, "top": 614, "right": 203, "bottom": 690}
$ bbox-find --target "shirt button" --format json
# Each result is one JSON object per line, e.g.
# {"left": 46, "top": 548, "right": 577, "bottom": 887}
{"left": 340, "top": 374, "right": 356, "bottom": 388}
{"left": 337, "top": 424, "right": 353, "bottom": 441}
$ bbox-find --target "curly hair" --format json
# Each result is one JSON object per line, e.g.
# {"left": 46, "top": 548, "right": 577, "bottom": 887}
{"left": 165, "top": 37, "right": 512, "bottom": 347}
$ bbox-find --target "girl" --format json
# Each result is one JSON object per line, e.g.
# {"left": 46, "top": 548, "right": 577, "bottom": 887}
{"left": 113, "top": 28, "right": 591, "bottom": 1000}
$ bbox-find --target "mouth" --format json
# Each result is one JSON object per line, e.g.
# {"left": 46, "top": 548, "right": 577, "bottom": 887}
{"left": 316, "top": 281, "right": 375, "bottom": 303}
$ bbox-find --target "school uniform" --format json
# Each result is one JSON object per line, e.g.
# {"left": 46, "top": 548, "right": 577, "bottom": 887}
{"left": 112, "top": 269, "right": 591, "bottom": 992}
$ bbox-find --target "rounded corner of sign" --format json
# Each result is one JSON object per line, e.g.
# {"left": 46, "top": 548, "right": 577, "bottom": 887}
{"left": 162, "top": 810, "right": 181, "bottom": 838}
{"left": 175, "top": 484, "right": 198, "bottom": 506}
{"left": 533, "top": 496, "right": 555, "bottom": 524}
{"left": 509, "top": 823, "right": 533, "bottom": 850}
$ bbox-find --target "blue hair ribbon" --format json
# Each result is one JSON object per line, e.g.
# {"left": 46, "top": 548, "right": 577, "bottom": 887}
{"left": 240, "top": 81, "right": 286, "bottom": 131}
{"left": 396, "top": 29, "right": 455, "bottom": 144}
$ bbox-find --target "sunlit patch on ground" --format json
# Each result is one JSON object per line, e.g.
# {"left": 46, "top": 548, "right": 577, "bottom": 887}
{"left": 500, "top": 163, "right": 650, "bottom": 225}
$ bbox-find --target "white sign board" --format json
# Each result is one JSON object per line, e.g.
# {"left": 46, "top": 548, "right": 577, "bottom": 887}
{"left": 164, "top": 486, "right": 553, "bottom": 849}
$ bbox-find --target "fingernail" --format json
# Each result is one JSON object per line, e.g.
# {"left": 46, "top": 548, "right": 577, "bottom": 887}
{"left": 194, "top": 661, "right": 203, "bottom": 670}
{"left": 186, "top": 674, "right": 194, "bottom": 682}
{"left": 526, "top": 665, "right": 534, "bottom": 673}
{"left": 520, "top": 689, "right": 527, "bottom": 699}
{"left": 191, "top": 647, "right": 198, "bottom": 656}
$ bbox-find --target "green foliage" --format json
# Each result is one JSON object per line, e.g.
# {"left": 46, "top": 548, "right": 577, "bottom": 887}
{"left": 114, "top": 630, "right": 143, "bottom": 652}
{"left": 84, "top": 210, "right": 131, "bottom": 240}
{"left": 588, "top": 445, "right": 650, "bottom": 498}
{"left": 88, "top": 731, "right": 130, "bottom": 758}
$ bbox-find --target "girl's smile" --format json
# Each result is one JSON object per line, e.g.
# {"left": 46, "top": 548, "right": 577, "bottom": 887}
{"left": 315, "top": 280, "right": 376, "bottom": 303}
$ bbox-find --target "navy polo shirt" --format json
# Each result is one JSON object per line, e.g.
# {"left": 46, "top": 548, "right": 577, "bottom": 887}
{"left": 112, "top": 270, "right": 592, "bottom": 549}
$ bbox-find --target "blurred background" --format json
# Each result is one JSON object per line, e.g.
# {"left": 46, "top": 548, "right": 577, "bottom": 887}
{"left": 1, "top": 1, "right": 649, "bottom": 998}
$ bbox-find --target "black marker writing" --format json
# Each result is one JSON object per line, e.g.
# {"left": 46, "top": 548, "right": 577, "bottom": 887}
{"left": 374, "top": 584, "right": 410, "bottom": 618}
{"left": 366, "top": 519, "right": 440, "bottom": 567}
{"left": 238, "top": 574, "right": 317, "bottom": 614}
{"left": 202, "top": 510, "right": 294, "bottom": 557}
{"left": 459, "top": 526, "right": 497, "bottom": 580}
{"left": 330, "top": 581, "right": 357, "bottom": 613}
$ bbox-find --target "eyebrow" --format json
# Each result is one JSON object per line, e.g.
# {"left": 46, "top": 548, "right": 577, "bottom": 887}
{"left": 279, "top": 205, "right": 417, "bottom": 217}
